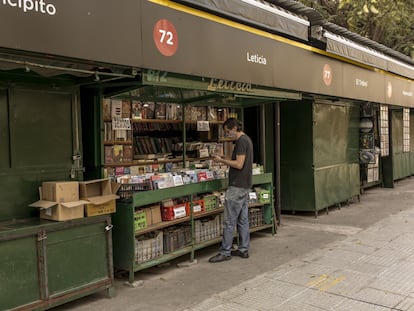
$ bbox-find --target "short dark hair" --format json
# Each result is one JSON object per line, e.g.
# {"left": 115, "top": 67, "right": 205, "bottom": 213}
{"left": 223, "top": 118, "right": 243, "bottom": 131}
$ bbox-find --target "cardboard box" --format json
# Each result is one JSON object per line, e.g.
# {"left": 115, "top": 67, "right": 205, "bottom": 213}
{"left": 79, "top": 178, "right": 119, "bottom": 216}
{"left": 79, "top": 178, "right": 113, "bottom": 198}
{"left": 36, "top": 201, "right": 85, "bottom": 221}
{"left": 29, "top": 181, "right": 87, "bottom": 221}
{"left": 85, "top": 199, "right": 116, "bottom": 217}
{"left": 143, "top": 205, "right": 162, "bottom": 226}
{"left": 42, "top": 181, "right": 79, "bottom": 202}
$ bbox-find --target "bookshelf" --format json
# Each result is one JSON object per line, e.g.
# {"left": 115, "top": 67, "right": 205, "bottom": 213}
{"left": 102, "top": 96, "right": 239, "bottom": 178}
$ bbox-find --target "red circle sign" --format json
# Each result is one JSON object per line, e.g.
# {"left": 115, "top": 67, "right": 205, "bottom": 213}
{"left": 153, "top": 19, "right": 178, "bottom": 56}
{"left": 323, "top": 64, "right": 333, "bottom": 86}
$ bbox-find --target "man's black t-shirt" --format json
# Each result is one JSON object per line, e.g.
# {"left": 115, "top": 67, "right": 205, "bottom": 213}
{"left": 228, "top": 134, "right": 253, "bottom": 189}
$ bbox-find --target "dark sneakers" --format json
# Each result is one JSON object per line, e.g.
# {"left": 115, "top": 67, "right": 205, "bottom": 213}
{"left": 231, "top": 250, "right": 249, "bottom": 258}
{"left": 209, "top": 253, "right": 231, "bottom": 263}
{"left": 209, "top": 250, "right": 249, "bottom": 262}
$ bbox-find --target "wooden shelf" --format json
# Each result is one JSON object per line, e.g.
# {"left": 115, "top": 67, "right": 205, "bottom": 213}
{"left": 104, "top": 141, "right": 133, "bottom": 145}
{"left": 184, "top": 120, "right": 225, "bottom": 124}
{"left": 132, "top": 119, "right": 182, "bottom": 124}
{"left": 104, "top": 158, "right": 183, "bottom": 167}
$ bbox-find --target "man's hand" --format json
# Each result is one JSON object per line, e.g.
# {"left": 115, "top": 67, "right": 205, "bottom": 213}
{"left": 210, "top": 152, "right": 223, "bottom": 162}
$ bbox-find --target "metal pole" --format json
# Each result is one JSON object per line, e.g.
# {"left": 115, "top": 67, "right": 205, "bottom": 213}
{"left": 275, "top": 102, "right": 281, "bottom": 225}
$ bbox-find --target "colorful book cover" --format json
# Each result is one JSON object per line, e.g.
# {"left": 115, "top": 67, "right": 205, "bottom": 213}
{"left": 131, "top": 100, "right": 143, "bottom": 119}
{"left": 102, "top": 98, "right": 111, "bottom": 120}
{"left": 152, "top": 163, "right": 160, "bottom": 172}
{"left": 197, "top": 171, "right": 208, "bottom": 182}
{"left": 104, "top": 146, "right": 114, "bottom": 164}
{"left": 122, "top": 100, "right": 131, "bottom": 118}
{"left": 113, "top": 145, "right": 124, "bottom": 163}
{"left": 123, "top": 145, "right": 133, "bottom": 162}
{"left": 144, "top": 102, "right": 155, "bottom": 119}
{"left": 137, "top": 165, "right": 146, "bottom": 175}
{"left": 151, "top": 175, "right": 165, "bottom": 189}
{"left": 155, "top": 102, "right": 166, "bottom": 119}
{"left": 130, "top": 165, "right": 140, "bottom": 175}
{"left": 115, "top": 166, "right": 124, "bottom": 175}
{"left": 173, "top": 175, "right": 184, "bottom": 186}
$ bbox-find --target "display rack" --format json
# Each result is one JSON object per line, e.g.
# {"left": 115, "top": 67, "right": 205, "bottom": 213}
{"left": 112, "top": 173, "right": 275, "bottom": 284}
{"left": 102, "top": 96, "right": 238, "bottom": 178}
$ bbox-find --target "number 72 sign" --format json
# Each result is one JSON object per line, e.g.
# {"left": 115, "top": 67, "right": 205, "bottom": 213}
{"left": 153, "top": 19, "right": 179, "bottom": 56}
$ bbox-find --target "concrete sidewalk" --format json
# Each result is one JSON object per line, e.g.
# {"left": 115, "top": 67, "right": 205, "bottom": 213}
{"left": 187, "top": 201, "right": 414, "bottom": 310}
{"left": 52, "top": 178, "right": 414, "bottom": 311}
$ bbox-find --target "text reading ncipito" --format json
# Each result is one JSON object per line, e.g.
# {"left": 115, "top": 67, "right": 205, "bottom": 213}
{"left": 2, "top": 0, "right": 57, "bottom": 15}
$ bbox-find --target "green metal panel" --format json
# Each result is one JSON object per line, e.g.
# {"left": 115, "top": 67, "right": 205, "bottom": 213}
{"left": 382, "top": 107, "right": 394, "bottom": 187}
{"left": 410, "top": 110, "right": 414, "bottom": 175}
{"left": 281, "top": 100, "right": 360, "bottom": 213}
{"left": 381, "top": 156, "right": 394, "bottom": 188}
{"left": 0, "top": 88, "right": 10, "bottom": 168}
{"left": 0, "top": 216, "right": 113, "bottom": 310}
{"left": 280, "top": 100, "right": 315, "bottom": 212}
{"left": 47, "top": 222, "right": 110, "bottom": 295}
{"left": 313, "top": 103, "right": 360, "bottom": 210}
{"left": 314, "top": 163, "right": 360, "bottom": 209}
{"left": 112, "top": 202, "right": 136, "bottom": 271}
{"left": 0, "top": 235, "right": 40, "bottom": 310}
{"left": 391, "top": 109, "right": 411, "bottom": 180}
{"left": 12, "top": 89, "right": 74, "bottom": 167}
{"left": 80, "top": 89, "right": 103, "bottom": 180}
{"left": 349, "top": 163, "right": 361, "bottom": 196}
{"left": 0, "top": 81, "right": 80, "bottom": 221}
{"left": 263, "top": 103, "right": 275, "bottom": 174}
{"left": 313, "top": 103, "right": 359, "bottom": 166}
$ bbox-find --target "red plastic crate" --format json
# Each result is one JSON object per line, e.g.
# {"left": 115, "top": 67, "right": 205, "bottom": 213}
{"left": 161, "top": 203, "right": 187, "bottom": 221}
{"left": 185, "top": 199, "right": 205, "bottom": 215}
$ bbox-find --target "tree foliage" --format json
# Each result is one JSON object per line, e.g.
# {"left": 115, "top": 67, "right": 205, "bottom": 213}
{"left": 296, "top": 0, "right": 414, "bottom": 58}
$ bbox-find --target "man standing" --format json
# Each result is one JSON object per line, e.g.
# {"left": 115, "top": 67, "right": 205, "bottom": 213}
{"left": 209, "top": 118, "right": 253, "bottom": 263}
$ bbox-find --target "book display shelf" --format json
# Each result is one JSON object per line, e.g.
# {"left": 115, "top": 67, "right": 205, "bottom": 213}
{"left": 111, "top": 173, "right": 276, "bottom": 284}
{"left": 102, "top": 95, "right": 239, "bottom": 179}
{"left": 102, "top": 90, "right": 275, "bottom": 284}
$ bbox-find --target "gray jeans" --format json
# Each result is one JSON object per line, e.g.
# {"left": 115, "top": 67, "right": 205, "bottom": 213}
{"left": 219, "top": 186, "right": 250, "bottom": 255}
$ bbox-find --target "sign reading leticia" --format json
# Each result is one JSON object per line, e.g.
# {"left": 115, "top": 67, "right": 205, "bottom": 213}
{"left": 1, "top": 0, "right": 57, "bottom": 15}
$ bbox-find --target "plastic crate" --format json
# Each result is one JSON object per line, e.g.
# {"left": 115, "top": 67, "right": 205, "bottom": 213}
{"left": 161, "top": 203, "right": 187, "bottom": 221}
{"left": 249, "top": 208, "right": 264, "bottom": 228}
{"left": 117, "top": 180, "right": 153, "bottom": 202}
{"left": 203, "top": 194, "right": 217, "bottom": 211}
{"left": 255, "top": 188, "right": 271, "bottom": 204}
{"left": 134, "top": 209, "right": 147, "bottom": 231}
{"left": 163, "top": 225, "right": 192, "bottom": 253}
{"left": 194, "top": 215, "right": 220, "bottom": 243}
{"left": 185, "top": 199, "right": 205, "bottom": 215}
{"left": 135, "top": 231, "right": 163, "bottom": 264}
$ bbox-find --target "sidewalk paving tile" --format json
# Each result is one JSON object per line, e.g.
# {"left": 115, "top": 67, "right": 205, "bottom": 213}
{"left": 353, "top": 287, "right": 405, "bottom": 308}
{"left": 395, "top": 297, "right": 414, "bottom": 311}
